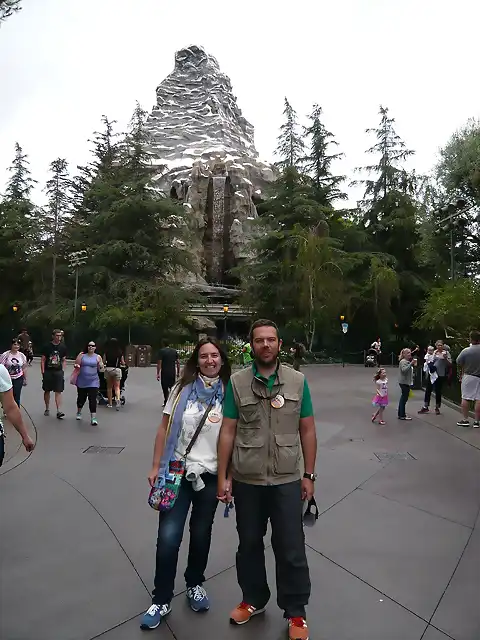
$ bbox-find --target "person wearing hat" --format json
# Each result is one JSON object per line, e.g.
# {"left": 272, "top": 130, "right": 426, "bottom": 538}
{"left": 217, "top": 319, "right": 317, "bottom": 640}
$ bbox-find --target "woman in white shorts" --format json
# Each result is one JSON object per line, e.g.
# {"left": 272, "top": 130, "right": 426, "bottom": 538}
{"left": 102, "top": 338, "right": 125, "bottom": 410}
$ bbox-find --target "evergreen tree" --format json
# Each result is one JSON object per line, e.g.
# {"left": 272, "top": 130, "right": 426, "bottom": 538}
{"left": 44, "top": 158, "right": 72, "bottom": 307}
{"left": 0, "top": 0, "right": 21, "bottom": 25}
{"left": 275, "top": 98, "right": 305, "bottom": 170}
{"left": 356, "top": 105, "right": 415, "bottom": 227}
{"left": 67, "top": 108, "right": 192, "bottom": 332}
{"left": 0, "top": 143, "right": 38, "bottom": 312}
{"left": 303, "top": 104, "right": 346, "bottom": 205}
{"left": 354, "top": 106, "right": 424, "bottom": 333}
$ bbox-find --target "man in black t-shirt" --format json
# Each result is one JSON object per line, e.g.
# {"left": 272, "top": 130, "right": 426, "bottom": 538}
{"left": 156, "top": 341, "right": 180, "bottom": 406}
{"left": 41, "top": 329, "right": 67, "bottom": 419}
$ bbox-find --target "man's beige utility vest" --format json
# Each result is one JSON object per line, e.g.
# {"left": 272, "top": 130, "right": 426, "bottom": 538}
{"left": 230, "top": 363, "right": 304, "bottom": 486}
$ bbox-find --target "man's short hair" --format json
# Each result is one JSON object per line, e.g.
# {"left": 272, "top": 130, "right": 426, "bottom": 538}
{"left": 470, "top": 330, "right": 480, "bottom": 343}
{"left": 249, "top": 319, "right": 280, "bottom": 343}
{"left": 52, "top": 329, "right": 62, "bottom": 336}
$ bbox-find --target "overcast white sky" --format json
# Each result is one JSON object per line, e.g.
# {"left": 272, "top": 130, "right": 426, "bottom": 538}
{"left": 1, "top": 0, "right": 479, "bottom": 207}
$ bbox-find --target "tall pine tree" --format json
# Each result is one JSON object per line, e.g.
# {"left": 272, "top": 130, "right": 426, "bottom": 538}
{"left": 0, "top": 143, "right": 38, "bottom": 312}
{"left": 44, "top": 158, "right": 72, "bottom": 308}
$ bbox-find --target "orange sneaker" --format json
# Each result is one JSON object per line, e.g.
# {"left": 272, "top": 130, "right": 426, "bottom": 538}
{"left": 229, "top": 601, "right": 266, "bottom": 625}
{"left": 288, "top": 616, "right": 310, "bottom": 640}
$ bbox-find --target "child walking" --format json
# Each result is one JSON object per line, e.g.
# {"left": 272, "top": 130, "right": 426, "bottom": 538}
{"left": 372, "top": 368, "right": 389, "bottom": 424}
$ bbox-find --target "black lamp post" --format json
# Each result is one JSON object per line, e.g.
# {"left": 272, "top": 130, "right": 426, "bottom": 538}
{"left": 340, "top": 315, "right": 346, "bottom": 368}
{"left": 223, "top": 305, "right": 229, "bottom": 341}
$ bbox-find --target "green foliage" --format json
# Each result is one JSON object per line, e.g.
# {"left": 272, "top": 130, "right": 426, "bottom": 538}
{"left": 415, "top": 279, "right": 480, "bottom": 348}
{"left": 437, "top": 119, "right": 480, "bottom": 206}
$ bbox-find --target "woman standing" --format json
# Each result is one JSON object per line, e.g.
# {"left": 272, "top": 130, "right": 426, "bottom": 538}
{"left": 398, "top": 348, "right": 417, "bottom": 420}
{"left": 103, "top": 338, "right": 125, "bottom": 410}
{"left": 418, "top": 340, "right": 451, "bottom": 415}
{"left": 141, "top": 338, "right": 231, "bottom": 631}
{"left": 1, "top": 338, "right": 28, "bottom": 407}
{"left": 75, "top": 341, "right": 103, "bottom": 425}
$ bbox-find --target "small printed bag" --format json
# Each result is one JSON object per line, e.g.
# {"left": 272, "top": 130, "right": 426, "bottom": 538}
{"left": 148, "top": 394, "right": 216, "bottom": 512}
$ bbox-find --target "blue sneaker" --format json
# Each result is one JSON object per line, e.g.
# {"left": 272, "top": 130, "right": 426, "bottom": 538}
{"left": 186, "top": 585, "right": 210, "bottom": 612}
{"left": 140, "top": 603, "right": 171, "bottom": 630}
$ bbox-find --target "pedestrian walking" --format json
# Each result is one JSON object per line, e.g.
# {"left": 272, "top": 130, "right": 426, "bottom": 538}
{"left": 217, "top": 319, "right": 317, "bottom": 640}
{"left": 291, "top": 340, "right": 306, "bottom": 371}
{"left": 0, "top": 363, "right": 35, "bottom": 467}
{"left": 41, "top": 329, "right": 67, "bottom": 419}
{"left": 372, "top": 368, "right": 388, "bottom": 424}
{"left": 156, "top": 340, "right": 180, "bottom": 406}
{"left": 102, "top": 338, "right": 125, "bottom": 410}
{"left": 418, "top": 340, "right": 451, "bottom": 415}
{"left": 398, "top": 348, "right": 416, "bottom": 420}
{"left": 456, "top": 330, "right": 480, "bottom": 428}
{"left": 74, "top": 342, "right": 103, "bottom": 426}
{"left": 17, "top": 328, "right": 31, "bottom": 356}
{"left": 1, "top": 338, "right": 28, "bottom": 407}
{"left": 140, "top": 338, "right": 231, "bottom": 631}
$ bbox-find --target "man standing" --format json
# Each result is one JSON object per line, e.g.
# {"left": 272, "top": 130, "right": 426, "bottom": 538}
{"left": 456, "top": 330, "right": 480, "bottom": 428}
{"left": 156, "top": 340, "right": 180, "bottom": 406}
{"left": 0, "top": 363, "right": 35, "bottom": 467}
{"left": 41, "top": 329, "right": 67, "bottom": 419}
{"left": 291, "top": 340, "right": 306, "bottom": 371}
{"left": 217, "top": 319, "right": 317, "bottom": 640}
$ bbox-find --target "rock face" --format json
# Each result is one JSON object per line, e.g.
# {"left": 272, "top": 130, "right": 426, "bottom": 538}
{"left": 145, "top": 45, "right": 274, "bottom": 285}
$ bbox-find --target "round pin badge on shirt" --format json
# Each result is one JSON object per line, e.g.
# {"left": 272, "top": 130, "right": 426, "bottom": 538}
{"left": 271, "top": 394, "right": 285, "bottom": 409}
{"left": 208, "top": 411, "right": 221, "bottom": 423}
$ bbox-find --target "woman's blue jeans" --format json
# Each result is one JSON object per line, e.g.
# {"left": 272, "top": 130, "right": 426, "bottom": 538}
{"left": 151, "top": 473, "right": 218, "bottom": 605}
{"left": 398, "top": 384, "right": 411, "bottom": 418}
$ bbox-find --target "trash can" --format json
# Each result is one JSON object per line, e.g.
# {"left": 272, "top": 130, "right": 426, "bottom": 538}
{"left": 124, "top": 344, "right": 138, "bottom": 368}
{"left": 137, "top": 345, "right": 152, "bottom": 367}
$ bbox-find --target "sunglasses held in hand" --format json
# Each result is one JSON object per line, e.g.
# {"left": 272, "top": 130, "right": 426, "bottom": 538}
{"left": 303, "top": 496, "right": 319, "bottom": 527}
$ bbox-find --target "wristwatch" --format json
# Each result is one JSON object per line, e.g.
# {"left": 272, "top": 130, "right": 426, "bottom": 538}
{"left": 303, "top": 472, "right": 317, "bottom": 482}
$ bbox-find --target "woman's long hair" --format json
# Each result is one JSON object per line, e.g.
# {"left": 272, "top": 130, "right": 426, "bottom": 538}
{"left": 104, "top": 337, "right": 122, "bottom": 361}
{"left": 179, "top": 338, "right": 231, "bottom": 389}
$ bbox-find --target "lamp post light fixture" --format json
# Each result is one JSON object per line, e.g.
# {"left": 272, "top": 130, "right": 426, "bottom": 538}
{"left": 69, "top": 250, "right": 88, "bottom": 329}
{"left": 339, "top": 315, "right": 348, "bottom": 368}
{"left": 81, "top": 303, "right": 87, "bottom": 313}
{"left": 223, "top": 304, "right": 229, "bottom": 340}
{"left": 12, "top": 304, "right": 18, "bottom": 313}
{"left": 434, "top": 199, "right": 476, "bottom": 281}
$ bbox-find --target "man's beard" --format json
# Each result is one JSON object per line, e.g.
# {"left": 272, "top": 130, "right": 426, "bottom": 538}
{"left": 253, "top": 346, "right": 280, "bottom": 367}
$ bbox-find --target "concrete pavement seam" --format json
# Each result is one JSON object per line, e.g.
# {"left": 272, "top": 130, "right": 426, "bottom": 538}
{"left": 417, "top": 415, "right": 480, "bottom": 452}
{"left": 305, "top": 546, "right": 456, "bottom": 640}
{"left": 54, "top": 473, "right": 152, "bottom": 596}
{"left": 315, "top": 460, "right": 393, "bottom": 519}
{"left": 357, "top": 487, "right": 475, "bottom": 531}
{"left": 419, "top": 503, "right": 480, "bottom": 640}
{"left": 86, "top": 559, "right": 243, "bottom": 640}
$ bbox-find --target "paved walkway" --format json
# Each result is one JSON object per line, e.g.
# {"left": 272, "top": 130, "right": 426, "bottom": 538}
{"left": 1, "top": 365, "right": 479, "bottom": 640}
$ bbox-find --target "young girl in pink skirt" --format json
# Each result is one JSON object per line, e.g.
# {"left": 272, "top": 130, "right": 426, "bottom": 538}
{"left": 372, "top": 368, "right": 389, "bottom": 424}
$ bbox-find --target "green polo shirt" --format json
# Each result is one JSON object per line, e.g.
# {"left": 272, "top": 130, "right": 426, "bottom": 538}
{"left": 223, "top": 364, "right": 314, "bottom": 420}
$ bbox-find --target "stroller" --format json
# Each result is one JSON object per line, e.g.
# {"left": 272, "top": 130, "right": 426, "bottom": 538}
{"left": 364, "top": 348, "right": 378, "bottom": 368}
{"left": 97, "top": 366, "right": 128, "bottom": 406}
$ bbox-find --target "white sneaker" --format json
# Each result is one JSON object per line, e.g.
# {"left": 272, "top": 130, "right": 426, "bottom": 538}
{"left": 76, "top": 412, "right": 82, "bottom": 421}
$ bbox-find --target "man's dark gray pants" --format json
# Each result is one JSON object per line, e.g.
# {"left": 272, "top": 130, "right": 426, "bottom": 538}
{"left": 233, "top": 479, "right": 311, "bottom": 618}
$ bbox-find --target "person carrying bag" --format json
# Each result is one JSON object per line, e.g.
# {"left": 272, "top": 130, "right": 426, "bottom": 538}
{"left": 141, "top": 338, "right": 232, "bottom": 631}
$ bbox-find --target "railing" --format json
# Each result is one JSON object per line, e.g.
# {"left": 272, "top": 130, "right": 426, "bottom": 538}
{"left": 187, "top": 304, "right": 253, "bottom": 318}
